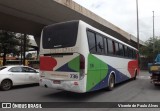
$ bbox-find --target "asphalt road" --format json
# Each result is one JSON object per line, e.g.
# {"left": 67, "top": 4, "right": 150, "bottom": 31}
{"left": 0, "top": 71, "right": 160, "bottom": 111}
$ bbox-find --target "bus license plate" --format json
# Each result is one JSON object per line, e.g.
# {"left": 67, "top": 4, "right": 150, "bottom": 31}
{"left": 53, "top": 80, "right": 61, "bottom": 84}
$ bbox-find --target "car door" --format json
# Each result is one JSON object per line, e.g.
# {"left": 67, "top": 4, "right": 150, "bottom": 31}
{"left": 9, "top": 67, "right": 27, "bottom": 85}
{"left": 22, "top": 67, "right": 39, "bottom": 83}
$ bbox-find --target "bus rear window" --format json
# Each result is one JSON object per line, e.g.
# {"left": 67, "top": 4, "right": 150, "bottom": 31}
{"left": 42, "top": 21, "right": 79, "bottom": 49}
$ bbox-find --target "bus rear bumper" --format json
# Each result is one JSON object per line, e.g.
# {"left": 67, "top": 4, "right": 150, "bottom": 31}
{"left": 39, "top": 78, "right": 85, "bottom": 93}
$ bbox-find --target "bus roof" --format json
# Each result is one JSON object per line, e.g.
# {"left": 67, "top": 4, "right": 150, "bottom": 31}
{"left": 79, "top": 20, "right": 138, "bottom": 51}
{"left": 42, "top": 20, "right": 137, "bottom": 51}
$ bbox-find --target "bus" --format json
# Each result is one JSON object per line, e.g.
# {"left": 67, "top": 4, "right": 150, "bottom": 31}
{"left": 39, "top": 20, "right": 139, "bottom": 93}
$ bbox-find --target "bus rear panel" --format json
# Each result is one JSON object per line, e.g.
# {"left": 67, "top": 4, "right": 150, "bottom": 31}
{"left": 39, "top": 21, "right": 87, "bottom": 93}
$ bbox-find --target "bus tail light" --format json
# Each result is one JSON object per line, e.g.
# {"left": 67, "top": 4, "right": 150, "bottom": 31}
{"left": 80, "top": 54, "right": 85, "bottom": 80}
{"left": 80, "top": 54, "right": 85, "bottom": 69}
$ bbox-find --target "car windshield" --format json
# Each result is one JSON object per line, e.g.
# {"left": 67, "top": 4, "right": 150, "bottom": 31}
{"left": 0, "top": 67, "right": 6, "bottom": 71}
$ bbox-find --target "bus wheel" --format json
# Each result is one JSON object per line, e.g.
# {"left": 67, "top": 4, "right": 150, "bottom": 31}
{"left": 108, "top": 74, "right": 115, "bottom": 91}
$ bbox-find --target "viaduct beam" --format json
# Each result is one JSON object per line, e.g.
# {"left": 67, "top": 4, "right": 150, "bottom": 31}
{"left": 0, "top": 0, "right": 144, "bottom": 48}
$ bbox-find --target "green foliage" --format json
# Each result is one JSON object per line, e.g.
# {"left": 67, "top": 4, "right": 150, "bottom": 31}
{"left": 0, "top": 30, "right": 20, "bottom": 54}
{"left": 0, "top": 31, "right": 31, "bottom": 55}
{"left": 0, "top": 30, "right": 31, "bottom": 65}
{"left": 140, "top": 37, "right": 160, "bottom": 60}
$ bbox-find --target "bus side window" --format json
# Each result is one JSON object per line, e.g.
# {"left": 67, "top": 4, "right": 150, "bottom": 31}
{"left": 133, "top": 50, "right": 136, "bottom": 59}
{"left": 119, "top": 44, "right": 124, "bottom": 56}
{"left": 124, "top": 46, "right": 128, "bottom": 57}
{"left": 131, "top": 49, "right": 134, "bottom": 59}
{"left": 104, "top": 38, "right": 108, "bottom": 55}
{"left": 131, "top": 49, "right": 133, "bottom": 58}
{"left": 87, "top": 30, "right": 96, "bottom": 54}
{"left": 128, "top": 48, "right": 133, "bottom": 58}
{"left": 115, "top": 42, "right": 119, "bottom": 55}
{"left": 96, "top": 34, "right": 104, "bottom": 54}
{"left": 112, "top": 41, "right": 115, "bottom": 55}
{"left": 107, "top": 39, "right": 114, "bottom": 55}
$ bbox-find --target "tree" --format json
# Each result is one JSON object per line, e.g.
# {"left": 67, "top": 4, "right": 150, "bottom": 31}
{"left": 16, "top": 33, "right": 31, "bottom": 62}
{"left": 140, "top": 37, "right": 160, "bottom": 62}
{"left": 0, "top": 30, "right": 20, "bottom": 65}
{"left": 16, "top": 33, "right": 31, "bottom": 51}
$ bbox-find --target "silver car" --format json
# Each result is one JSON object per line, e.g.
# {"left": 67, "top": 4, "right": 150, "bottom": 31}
{"left": 0, "top": 65, "right": 39, "bottom": 91}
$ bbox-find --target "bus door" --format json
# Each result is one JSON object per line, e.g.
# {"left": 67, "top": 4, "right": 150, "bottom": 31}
{"left": 87, "top": 54, "right": 101, "bottom": 91}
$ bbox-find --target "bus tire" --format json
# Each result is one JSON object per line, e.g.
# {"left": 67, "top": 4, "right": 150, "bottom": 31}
{"left": 107, "top": 74, "right": 115, "bottom": 91}
{"left": 0, "top": 79, "right": 12, "bottom": 91}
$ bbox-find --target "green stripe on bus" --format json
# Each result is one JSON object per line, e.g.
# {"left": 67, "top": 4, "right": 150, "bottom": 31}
{"left": 86, "top": 54, "right": 108, "bottom": 91}
{"left": 68, "top": 56, "right": 80, "bottom": 72}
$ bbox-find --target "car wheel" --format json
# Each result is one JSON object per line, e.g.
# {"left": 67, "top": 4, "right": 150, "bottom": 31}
{"left": 0, "top": 80, "right": 12, "bottom": 91}
{"left": 108, "top": 74, "right": 115, "bottom": 91}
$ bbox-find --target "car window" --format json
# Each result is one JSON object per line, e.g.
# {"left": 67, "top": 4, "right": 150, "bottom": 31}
{"left": 22, "top": 67, "right": 36, "bottom": 73}
{"left": 0, "top": 67, "right": 6, "bottom": 71}
{"left": 9, "top": 67, "right": 23, "bottom": 72}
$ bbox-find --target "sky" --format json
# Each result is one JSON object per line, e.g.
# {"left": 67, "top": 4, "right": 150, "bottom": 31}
{"left": 73, "top": 0, "right": 160, "bottom": 41}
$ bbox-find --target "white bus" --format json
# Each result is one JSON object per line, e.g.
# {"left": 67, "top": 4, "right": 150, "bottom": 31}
{"left": 39, "top": 20, "right": 139, "bottom": 93}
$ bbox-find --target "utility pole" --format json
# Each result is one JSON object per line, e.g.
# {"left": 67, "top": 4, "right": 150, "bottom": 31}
{"left": 20, "top": 34, "right": 23, "bottom": 65}
{"left": 136, "top": 0, "right": 140, "bottom": 68}
{"left": 136, "top": 0, "right": 140, "bottom": 51}
{"left": 23, "top": 34, "right": 26, "bottom": 65}
{"left": 153, "top": 11, "right": 155, "bottom": 56}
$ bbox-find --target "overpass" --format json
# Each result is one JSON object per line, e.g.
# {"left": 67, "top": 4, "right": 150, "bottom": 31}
{"left": 0, "top": 0, "right": 144, "bottom": 49}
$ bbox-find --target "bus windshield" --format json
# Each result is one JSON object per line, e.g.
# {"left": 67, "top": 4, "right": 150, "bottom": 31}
{"left": 42, "top": 21, "right": 79, "bottom": 49}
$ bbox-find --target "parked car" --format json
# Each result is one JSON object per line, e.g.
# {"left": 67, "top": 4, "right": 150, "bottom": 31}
{"left": 0, "top": 65, "right": 39, "bottom": 91}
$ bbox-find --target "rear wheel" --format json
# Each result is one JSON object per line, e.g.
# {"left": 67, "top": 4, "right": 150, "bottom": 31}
{"left": 0, "top": 80, "right": 12, "bottom": 91}
{"left": 108, "top": 74, "right": 115, "bottom": 91}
